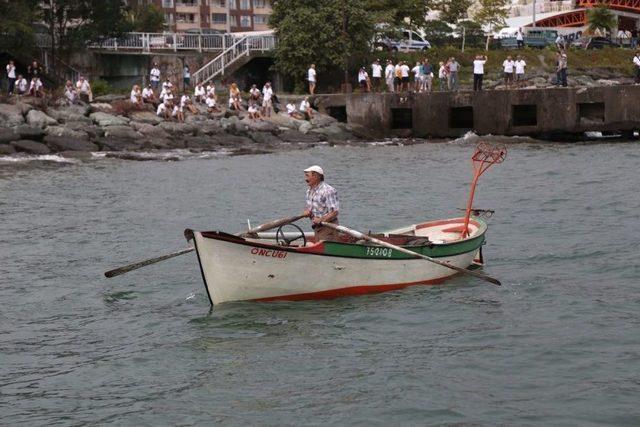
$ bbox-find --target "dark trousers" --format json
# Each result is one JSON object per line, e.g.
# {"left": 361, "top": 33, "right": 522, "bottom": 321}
{"left": 556, "top": 68, "right": 567, "bottom": 87}
{"left": 635, "top": 67, "right": 640, "bottom": 83}
{"left": 7, "top": 77, "right": 15, "bottom": 94}
{"left": 517, "top": 40, "right": 524, "bottom": 49}
{"left": 473, "top": 73, "right": 483, "bottom": 91}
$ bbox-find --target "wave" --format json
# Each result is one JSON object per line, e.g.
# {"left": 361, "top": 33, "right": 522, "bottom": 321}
{"left": 0, "top": 154, "right": 80, "bottom": 164}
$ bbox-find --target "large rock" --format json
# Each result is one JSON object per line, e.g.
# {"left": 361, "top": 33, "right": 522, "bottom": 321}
{"left": 266, "top": 113, "right": 305, "bottom": 130}
{"left": 0, "top": 143, "right": 16, "bottom": 155}
{"left": 14, "top": 125, "right": 45, "bottom": 141}
{"left": 45, "top": 126, "right": 89, "bottom": 141}
{"left": 48, "top": 105, "right": 91, "bottom": 123}
{"left": 103, "top": 125, "right": 141, "bottom": 140}
{"left": 198, "top": 121, "right": 224, "bottom": 136}
{"left": 11, "top": 140, "right": 51, "bottom": 154}
{"left": 185, "top": 136, "right": 225, "bottom": 150}
{"left": 65, "top": 122, "right": 104, "bottom": 139}
{"left": 130, "top": 122, "right": 170, "bottom": 139}
{"left": 13, "top": 102, "right": 33, "bottom": 116}
{"left": 0, "top": 127, "right": 19, "bottom": 143}
{"left": 185, "top": 114, "right": 209, "bottom": 124}
{"left": 26, "top": 110, "right": 57, "bottom": 128}
{"left": 44, "top": 135, "right": 98, "bottom": 152}
{"left": 89, "top": 103, "right": 114, "bottom": 113}
{"left": 93, "top": 137, "right": 142, "bottom": 151}
{"left": 58, "top": 150, "right": 93, "bottom": 160}
{"left": 129, "top": 111, "right": 164, "bottom": 125}
{"left": 158, "top": 122, "right": 197, "bottom": 136}
{"left": 93, "top": 94, "right": 127, "bottom": 103}
{"left": 298, "top": 121, "right": 313, "bottom": 134}
{"left": 141, "top": 138, "right": 177, "bottom": 150}
{"left": 90, "top": 112, "right": 130, "bottom": 127}
{"left": 279, "top": 130, "right": 324, "bottom": 143}
{"left": 241, "top": 118, "right": 279, "bottom": 133}
{"left": 0, "top": 104, "right": 25, "bottom": 127}
{"left": 310, "top": 113, "right": 338, "bottom": 128}
{"left": 209, "top": 134, "right": 254, "bottom": 147}
{"left": 248, "top": 132, "right": 283, "bottom": 145}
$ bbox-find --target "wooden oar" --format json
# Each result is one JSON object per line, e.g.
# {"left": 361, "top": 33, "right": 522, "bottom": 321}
{"left": 104, "top": 214, "right": 308, "bottom": 278}
{"left": 320, "top": 222, "right": 501, "bottom": 286}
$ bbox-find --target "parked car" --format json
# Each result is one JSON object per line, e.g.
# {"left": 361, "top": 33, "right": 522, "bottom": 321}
{"left": 500, "top": 28, "right": 558, "bottom": 49}
{"left": 571, "top": 37, "right": 620, "bottom": 49}
{"left": 374, "top": 29, "right": 431, "bottom": 51}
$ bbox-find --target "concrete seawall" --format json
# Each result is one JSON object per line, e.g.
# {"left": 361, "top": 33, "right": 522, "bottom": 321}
{"left": 314, "top": 86, "right": 640, "bottom": 139}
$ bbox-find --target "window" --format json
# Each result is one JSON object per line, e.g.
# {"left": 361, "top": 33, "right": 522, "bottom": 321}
{"left": 230, "top": 15, "right": 238, "bottom": 27}
{"left": 254, "top": 0, "right": 267, "bottom": 7}
{"left": 229, "top": 0, "right": 237, "bottom": 10}
{"left": 211, "top": 13, "right": 227, "bottom": 23}
{"left": 211, "top": 0, "right": 226, "bottom": 6}
{"left": 240, "top": 0, "right": 250, "bottom": 10}
{"left": 253, "top": 14, "right": 268, "bottom": 25}
{"left": 176, "top": 13, "right": 195, "bottom": 23}
{"left": 162, "top": 0, "right": 174, "bottom": 7}
{"left": 165, "top": 13, "right": 174, "bottom": 23}
{"left": 240, "top": 15, "right": 251, "bottom": 27}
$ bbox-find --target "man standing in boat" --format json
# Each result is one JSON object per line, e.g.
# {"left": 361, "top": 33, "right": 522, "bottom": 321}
{"left": 303, "top": 165, "right": 340, "bottom": 241}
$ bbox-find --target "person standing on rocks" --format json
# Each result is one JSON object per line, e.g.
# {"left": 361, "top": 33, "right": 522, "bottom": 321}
{"left": 556, "top": 51, "right": 568, "bottom": 87}
{"left": 503, "top": 55, "right": 515, "bottom": 89}
{"left": 448, "top": 57, "right": 460, "bottom": 91}
{"left": 384, "top": 59, "right": 395, "bottom": 93}
{"left": 183, "top": 64, "right": 191, "bottom": 90}
{"left": 400, "top": 61, "right": 410, "bottom": 92}
{"left": 262, "top": 82, "right": 273, "bottom": 117}
{"left": 358, "top": 67, "right": 370, "bottom": 92}
{"left": 150, "top": 63, "right": 161, "bottom": 91}
{"left": 438, "top": 61, "right": 448, "bottom": 91}
{"left": 422, "top": 59, "right": 434, "bottom": 92}
{"left": 473, "top": 55, "right": 487, "bottom": 91}
{"left": 76, "top": 75, "right": 92, "bottom": 103}
{"left": 307, "top": 64, "right": 316, "bottom": 94}
{"left": 6, "top": 60, "right": 16, "bottom": 96}
{"left": 371, "top": 59, "right": 382, "bottom": 92}
{"left": 515, "top": 55, "right": 526, "bottom": 88}
{"left": 27, "top": 59, "right": 42, "bottom": 79}
{"left": 634, "top": 52, "right": 640, "bottom": 84}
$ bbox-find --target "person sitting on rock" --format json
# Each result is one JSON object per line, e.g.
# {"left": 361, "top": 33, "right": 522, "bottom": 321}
{"left": 142, "top": 84, "right": 156, "bottom": 104}
{"left": 64, "top": 80, "right": 78, "bottom": 104}
{"left": 286, "top": 101, "right": 304, "bottom": 120}
{"left": 180, "top": 92, "right": 198, "bottom": 115}
{"left": 194, "top": 83, "right": 206, "bottom": 103}
{"left": 172, "top": 102, "right": 184, "bottom": 123}
{"left": 76, "top": 75, "right": 92, "bottom": 103}
{"left": 130, "top": 84, "right": 143, "bottom": 108}
{"left": 162, "top": 77, "right": 173, "bottom": 92}
{"left": 206, "top": 82, "right": 216, "bottom": 97}
{"left": 29, "top": 77, "right": 44, "bottom": 98}
{"left": 156, "top": 100, "right": 170, "bottom": 119}
{"left": 249, "top": 84, "right": 261, "bottom": 102}
{"left": 205, "top": 92, "right": 220, "bottom": 114}
{"left": 248, "top": 100, "right": 261, "bottom": 121}
{"left": 15, "top": 75, "right": 28, "bottom": 96}
{"left": 299, "top": 96, "right": 314, "bottom": 120}
{"left": 161, "top": 88, "right": 174, "bottom": 105}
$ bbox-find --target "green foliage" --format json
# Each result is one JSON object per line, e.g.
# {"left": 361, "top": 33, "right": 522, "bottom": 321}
{"left": 128, "top": 4, "right": 165, "bottom": 33}
{"left": 270, "top": 0, "right": 375, "bottom": 88}
{"left": 422, "top": 20, "right": 455, "bottom": 46}
{"left": 458, "top": 20, "right": 485, "bottom": 48}
{"left": 90, "top": 79, "right": 112, "bottom": 97}
{"left": 367, "top": 0, "right": 432, "bottom": 30}
{"left": 433, "top": 0, "right": 472, "bottom": 24}
{"left": 472, "top": 0, "right": 509, "bottom": 30}
{"left": 0, "top": 0, "right": 41, "bottom": 56}
{"left": 586, "top": 4, "right": 616, "bottom": 34}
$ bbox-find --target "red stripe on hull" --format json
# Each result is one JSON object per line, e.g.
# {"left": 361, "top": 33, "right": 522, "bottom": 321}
{"left": 253, "top": 276, "right": 453, "bottom": 302}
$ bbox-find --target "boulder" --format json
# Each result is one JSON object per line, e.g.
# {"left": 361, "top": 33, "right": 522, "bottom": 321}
{"left": 11, "top": 140, "right": 51, "bottom": 154}
{"left": 89, "top": 102, "right": 114, "bottom": 113}
{"left": 185, "top": 114, "right": 208, "bottom": 124}
{"left": 44, "top": 126, "right": 89, "bottom": 141}
{"left": 103, "top": 125, "right": 141, "bottom": 140}
{"left": 13, "top": 102, "right": 33, "bottom": 116}
{"left": 241, "top": 118, "right": 279, "bottom": 133}
{"left": 14, "top": 125, "right": 45, "bottom": 140}
{"left": 278, "top": 130, "right": 324, "bottom": 143}
{"left": 140, "top": 138, "right": 176, "bottom": 150}
{"left": 129, "top": 111, "right": 164, "bottom": 125}
{"left": 47, "top": 105, "right": 91, "bottom": 123}
{"left": 248, "top": 132, "right": 283, "bottom": 145}
{"left": 158, "top": 122, "right": 197, "bottom": 136}
{"left": 266, "top": 113, "right": 305, "bottom": 130}
{"left": 0, "top": 104, "right": 25, "bottom": 127}
{"left": 44, "top": 135, "right": 99, "bottom": 152}
{"left": 310, "top": 124, "right": 352, "bottom": 141}
{"left": 185, "top": 136, "right": 224, "bottom": 150}
{"left": 0, "top": 127, "right": 19, "bottom": 144}
{"left": 198, "top": 121, "right": 224, "bottom": 136}
{"left": 65, "top": 122, "right": 104, "bottom": 139}
{"left": 0, "top": 143, "right": 16, "bottom": 155}
{"left": 130, "top": 122, "right": 170, "bottom": 139}
{"left": 93, "top": 94, "right": 127, "bottom": 103}
{"left": 93, "top": 137, "right": 142, "bottom": 151}
{"left": 298, "top": 121, "right": 313, "bottom": 134}
{"left": 310, "top": 113, "right": 338, "bottom": 128}
{"left": 26, "top": 110, "right": 58, "bottom": 128}
{"left": 209, "top": 134, "right": 254, "bottom": 147}
{"left": 90, "top": 112, "right": 129, "bottom": 127}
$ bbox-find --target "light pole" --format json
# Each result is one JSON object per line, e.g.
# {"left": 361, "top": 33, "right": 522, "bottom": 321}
{"left": 532, "top": 0, "right": 537, "bottom": 28}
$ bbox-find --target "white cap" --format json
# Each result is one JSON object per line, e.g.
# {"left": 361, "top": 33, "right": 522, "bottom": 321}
{"left": 304, "top": 165, "right": 324, "bottom": 176}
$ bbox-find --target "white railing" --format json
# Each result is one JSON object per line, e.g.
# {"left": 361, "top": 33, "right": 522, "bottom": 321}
{"left": 91, "top": 32, "right": 236, "bottom": 52}
{"left": 193, "top": 34, "right": 277, "bottom": 84}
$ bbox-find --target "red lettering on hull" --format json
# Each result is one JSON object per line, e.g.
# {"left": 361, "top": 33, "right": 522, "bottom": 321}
{"left": 250, "top": 247, "right": 288, "bottom": 259}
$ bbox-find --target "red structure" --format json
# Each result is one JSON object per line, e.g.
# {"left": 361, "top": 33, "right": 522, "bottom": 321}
{"left": 530, "top": 0, "right": 640, "bottom": 28}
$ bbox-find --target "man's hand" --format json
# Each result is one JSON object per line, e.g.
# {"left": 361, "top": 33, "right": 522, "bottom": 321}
{"left": 303, "top": 209, "right": 312, "bottom": 218}
{"left": 312, "top": 216, "right": 323, "bottom": 225}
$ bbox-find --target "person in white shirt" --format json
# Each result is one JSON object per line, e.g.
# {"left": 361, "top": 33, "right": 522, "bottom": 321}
{"left": 633, "top": 51, "right": 640, "bottom": 83}
{"left": 180, "top": 92, "right": 198, "bottom": 114}
{"left": 142, "top": 84, "right": 156, "bottom": 104}
{"left": 262, "top": 82, "right": 273, "bottom": 117}
{"left": 299, "top": 96, "right": 313, "bottom": 119}
{"left": 162, "top": 89, "right": 174, "bottom": 104}
{"left": 400, "top": 61, "right": 410, "bottom": 92}
{"left": 357, "top": 67, "right": 370, "bottom": 92}
{"left": 205, "top": 92, "right": 219, "bottom": 113}
{"left": 206, "top": 83, "right": 216, "bottom": 96}
{"left": 473, "top": 55, "right": 487, "bottom": 91}
{"left": 286, "top": 101, "right": 303, "bottom": 119}
{"left": 15, "top": 75, "right": 28, "bottom": 96}
{"left": 194, "top": 83, "right": 206, "bottom": 103}
{"left": 516, "top": 29, "right": 524, "bottom": 49}
{"left": 172, "top": 103, "right": 184, "bottom": 122}
{"left": 438, "top": 62, "right": 448, "bottom": 92}
{"left": 384, "top": 60, "right": 395, "bottom": 93}
{"left": 6, "top": 60, "right": 16, "bottom": 95}
{"left": 555, "top": 35, "right": 565, "bottom": 50}
{"left": 371, "top": 59, "right": 382, "bottom": 92}
{"left": 162, "top": 77, "right": 173, "bottom": 91}
{"left": 514, "top": 55, "right": 527, "bottom": 87}
{"left": 29, "top": 77, "right": 44, "bottom": 97}
{"left": 249, "top": 84, "right": 261, "bottom": 102}
{"left": 411, "top": 61, "right": 422, "bottom": 92}
{"left": 183, "top": 65, "right": 191, "bottom": 89}
{"left": 76, "top": 75, "right": 92, "bottom": 102}
{"left": 247, "top": 100, "right": 261, "bottom": 121}
{"left": 64, "top": 80, "right": 77, "bottom": 104}
{"left": 156, "top": 101, "right": 170, "bottom": 119}
{"left": 502, "top": 55, "right": 515, "bottom": 88}
{"left": 130, "top": 84, "right": 143, "bottom": 107}
{"left": 307, "top": 64, "right": 316, "bottom": 94}
{"left": 150, "top": 63, "right": 161, "bottom": 90}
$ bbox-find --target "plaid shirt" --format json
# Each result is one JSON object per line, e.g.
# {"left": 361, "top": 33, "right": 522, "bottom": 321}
{"left": 305, "top": 182, "right": 339, "bottom": 219}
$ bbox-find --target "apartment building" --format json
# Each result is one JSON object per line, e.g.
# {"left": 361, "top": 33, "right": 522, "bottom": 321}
{"left": 128, "top": 0, "right": 273, "bottom": 32}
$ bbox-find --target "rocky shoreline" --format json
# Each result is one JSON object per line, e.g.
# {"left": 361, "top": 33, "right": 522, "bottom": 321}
{"left": 0, "top": 95, "right": 371, "bottom": 161}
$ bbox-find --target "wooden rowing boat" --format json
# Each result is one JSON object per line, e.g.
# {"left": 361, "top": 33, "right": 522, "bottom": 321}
{"left": 184, "top": 216, "right": 488, "bottom": 305}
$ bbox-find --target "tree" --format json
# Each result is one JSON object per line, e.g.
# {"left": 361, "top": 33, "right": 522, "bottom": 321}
{"left": 586, "top": 4, "right": 616, "bottom": 36}
{"left": 433, "top": 0, "right": 472, "bottom": 24}
{"left": 367, "top": 0, "right": 432, "bottom": 30}
{"left": 0, "top": 0, "right": 41, "bottom": 57}
{"left": 270, "top": 0, "right": 374, "bottom": 92}
{"left": 470, "top": 0, "right": 510, "bottom": 50}
{"left": 127, "top": 4, "right": 165, "bottom": 33}
{"left": 421, "top": 20, "right": 454, "bottom": 46}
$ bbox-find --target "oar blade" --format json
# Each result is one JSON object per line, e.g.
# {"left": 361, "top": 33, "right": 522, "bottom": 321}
{"left": 104, "top": 247, "right": 194, "bottom": 278}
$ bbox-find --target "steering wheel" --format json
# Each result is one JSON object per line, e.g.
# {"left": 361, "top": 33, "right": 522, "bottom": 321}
{"left": 275, "top": 223, "right": 307, "bottom": 247}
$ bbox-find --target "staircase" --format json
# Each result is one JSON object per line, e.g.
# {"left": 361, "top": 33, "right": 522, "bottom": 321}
{"left": 193, "top": 34, "right": 276, "bottom": 85}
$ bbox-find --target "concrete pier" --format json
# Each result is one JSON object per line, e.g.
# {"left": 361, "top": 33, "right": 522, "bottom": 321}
{"left": 314, "top": 86, "right": 640, "bottom": 139}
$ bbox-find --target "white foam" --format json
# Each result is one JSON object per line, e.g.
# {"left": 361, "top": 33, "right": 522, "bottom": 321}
{"left": 0, "top": 154, "right": 79, "bottom": 164}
